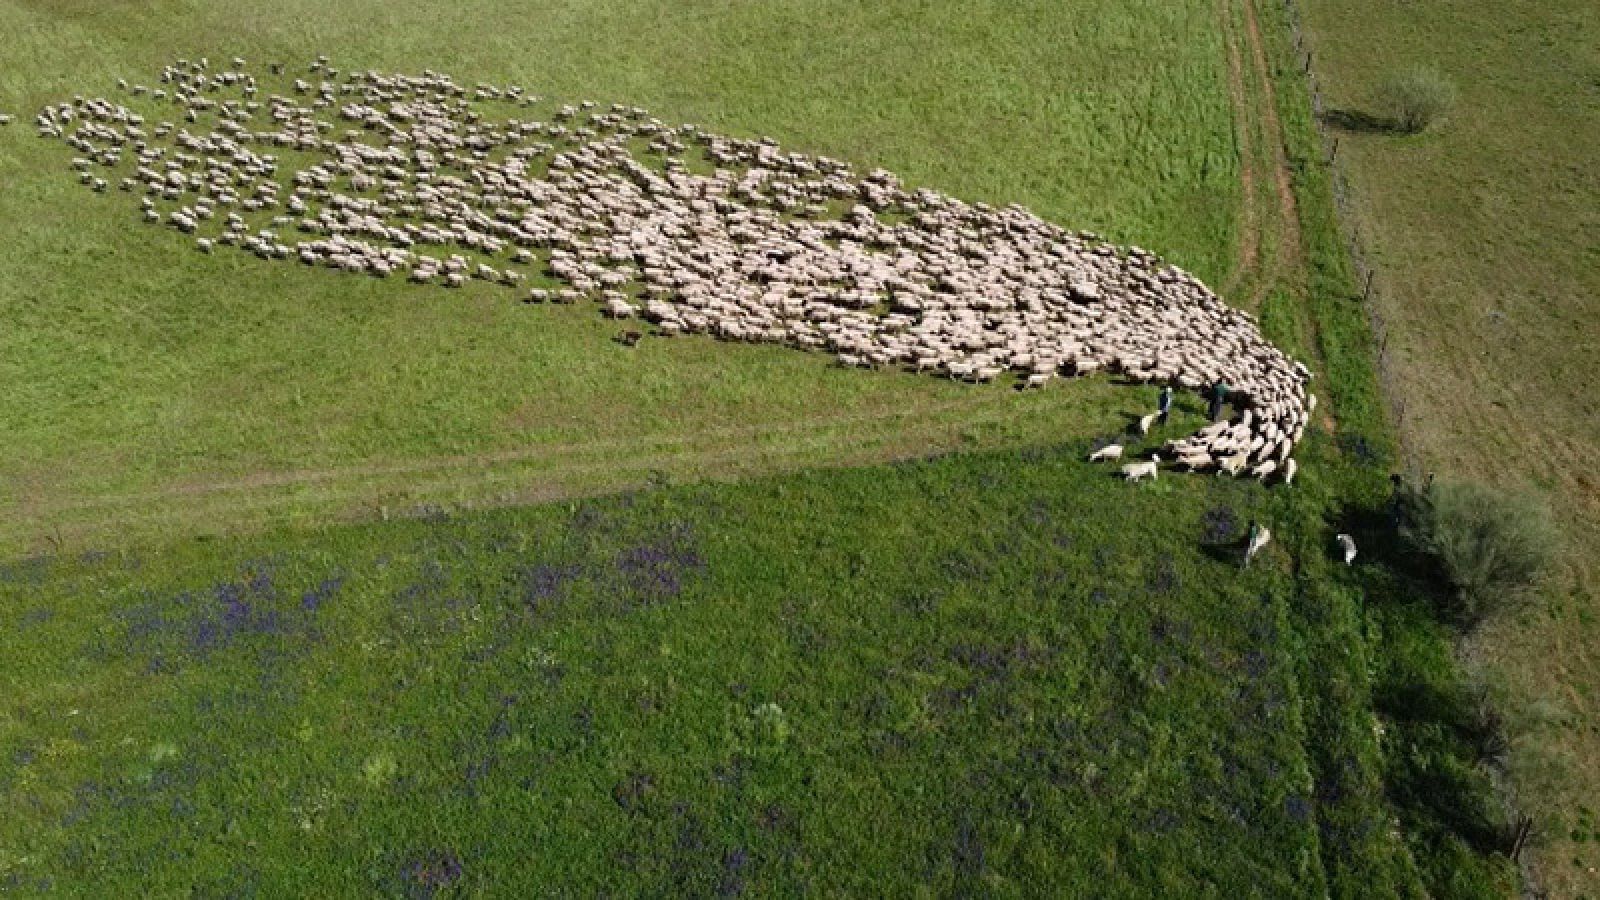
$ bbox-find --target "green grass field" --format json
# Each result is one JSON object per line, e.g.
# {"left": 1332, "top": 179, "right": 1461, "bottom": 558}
{"left": 1296, "top": 0, "right": 1600, "bottom": 893}
{"left": 0, "top": 0, "right": 1246, "bottom": 550}
{"left": 0, "top": 0, "right": 1525, "bottom": 894}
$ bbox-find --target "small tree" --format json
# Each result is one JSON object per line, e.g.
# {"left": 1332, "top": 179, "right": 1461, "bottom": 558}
{"left": 1401, "top": 479, "right": 1556, "bottom": 629}
{"left": 1377, "top": 67, "right": 1457, "bottom": 133}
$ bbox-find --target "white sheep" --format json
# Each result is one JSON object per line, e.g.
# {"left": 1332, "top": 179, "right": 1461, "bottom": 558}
{"left": 1281, "top": 458, "right": 1297, "bottom": 486}
{"left": 1244, "top": 524, "right": 1271, "bottom": 567}
{"left": 1122, "top": 454, "right": 1160, "bottom": 482}
{"left": 1218, "top": 450, "right": 1250, "bottom": 477}
{"left": 1088, "top": 443, "right": 1123, "bottom": 463}
{"left": 43, "top": 57, "right": 1316, "bottom": 483}
{"left": 1336, "top": 533, "right": 1356, "bottom": 566}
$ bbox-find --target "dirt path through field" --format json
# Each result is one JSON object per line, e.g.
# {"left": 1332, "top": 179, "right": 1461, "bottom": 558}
{"left": 10, "top": 387, "right": 1078, "bottom": 549}
{"left": 1218, "top": 0, "right": 1259, "bottom": 301}
{"left": 1219, "top": 0, "right": 1304, "bottom": 310}
{"left": 1242, "top": 0, "right": 1305, "bottom": 307}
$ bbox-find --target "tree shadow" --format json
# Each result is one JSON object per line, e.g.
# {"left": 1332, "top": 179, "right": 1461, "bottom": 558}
{"left": 1320, "top": 108, "right": 1402, "bottom": 135}
{"left": 1330, "top": 497, "right": 1516, "bottom": 859}
{"left": 1329, "top": 499, "right": 1448, "bottom": 591}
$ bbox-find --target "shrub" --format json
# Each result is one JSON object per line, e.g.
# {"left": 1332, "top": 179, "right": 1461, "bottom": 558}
{"left": 1376, "top": 67, "right": 1457, "bottom": 133}
{"left": 1401, "top": 479, "right": 1556, "bottom": 628}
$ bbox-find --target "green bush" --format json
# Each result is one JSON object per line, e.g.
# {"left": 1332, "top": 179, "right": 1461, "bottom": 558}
{"left": 1377, "top": 67, "right": 1458, "bottom": 133}
{"left": 1402, "top": 479, "right": 1556, "bottom": 628}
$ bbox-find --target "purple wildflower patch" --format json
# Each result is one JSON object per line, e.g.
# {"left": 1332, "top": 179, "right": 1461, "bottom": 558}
{"left": 399, "top": 849, "right": 464, "bottom": 898}
{"left": 0, "top": 555, "right": 51, "bottom": 585}
{"left": 1145, "top": 553, "right": 1181, "bottom": 596}
{"left": 519, "top": 562, "right": 583, "bottom": 619}
{"left": 1201, "top": 504, "right": 1239, "bottom": 544}
{"left": 613, "top": 770, "right": 656, "bottom": 814}
{"left": 613, "top": 523, "right": 704, "bottom": 607}
{"left": 109, "top": 563, "right": 335, "bottom": 672}
{"left": 756, "top": 803, "right": 794, "bottom": 832}
{"left": 19, "top": 607, "right": 54, "bottom": 629}
{"left": 301, "top": 575, "right": 344, "bottom": 612}
{"left": 718, "top": 846, "right": 750, "bottom": 897}
{"left": 1241, "top": 649, "right": 1271, "bottom": 680}
{"left": 1285, "top": 794, "right": 1312, "bottom": 823}
{"left": 951, "top": 811, "right": 987, "bottom": 884}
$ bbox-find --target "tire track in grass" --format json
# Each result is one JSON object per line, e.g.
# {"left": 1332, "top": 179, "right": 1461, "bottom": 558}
{"left": 10, "top": 385, "right": 1085, "bottom": 546}
{"left": 1241, "top": 0, "right": 1306, "bottom": 312}
{"left": 1224, "top": 0, "right": 1336, "bottom": 433}
{"left": 1219, "top": 0, "right": 1306, "bottom": 312}
{"left": 1218, "top": 0, "right": 1262, "bottom": 303}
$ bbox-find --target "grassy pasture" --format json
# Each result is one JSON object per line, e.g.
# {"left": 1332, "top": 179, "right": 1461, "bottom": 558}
{"left": 0, "top": 0, "right": 1526, "bottom": 894}
{"left": 0, "top": 0, "right": 1243, "bottom": 551}
{"left": 1295, "top": 0, "right": 1600, "bottom": 892}
{"left": 1, "top": 441, "right": 1339, "bottom": 895}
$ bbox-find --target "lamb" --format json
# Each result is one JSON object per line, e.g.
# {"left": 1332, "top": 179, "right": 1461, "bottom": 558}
{"left": 1087, "top": 443, "right": 1123, "bottom": 463}
{"left": 1137, "top": 412, "right": 1157, "bottom": 436}
{"left": 1121, "top": 454, "right": 1160, "bottom": 483}
{"left": 1336, "top": 533, "right": 1356, "bottom": 566}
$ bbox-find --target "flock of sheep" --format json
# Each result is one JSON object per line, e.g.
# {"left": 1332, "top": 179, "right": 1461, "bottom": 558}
{"left": 32, "top": 57, "right": 1316, "bottom": 482}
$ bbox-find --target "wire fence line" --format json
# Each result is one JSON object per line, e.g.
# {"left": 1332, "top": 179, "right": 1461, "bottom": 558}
{"left": 1278, "top": 0, "right": 1418, "bottom": 471}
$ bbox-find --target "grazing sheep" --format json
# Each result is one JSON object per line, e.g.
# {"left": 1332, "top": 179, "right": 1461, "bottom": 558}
{"left": 1281, "top": 458, "right": 1297, "bottom": 486}
{"left": 35, "top": 57, "right": 1315, "bottom": 484}
{"left": 1088, "top": 443, "right": 1123, "bottom": 463}
{"left": 1122, "top": 454, "right": 1160, "bottom": 483}
{"left": 1244, "top": 523, "right": 1271, "bottom": 568}
{"left": 1336, "top": 533, "right": 1356, "bottom": 566}
{"left": 1218, "top": 450, "right": 1250, "bottom": 477}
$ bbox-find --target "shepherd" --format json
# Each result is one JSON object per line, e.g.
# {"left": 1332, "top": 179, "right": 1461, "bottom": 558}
{"left": 1157, "top": 384, "right": 1174, "bottom": 426}
{"left": 1208, "top": 378, "right": 1231, "bottom": 421}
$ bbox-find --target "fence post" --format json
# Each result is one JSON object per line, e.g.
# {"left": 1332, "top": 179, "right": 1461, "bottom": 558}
{"left": 1511, "top": 816, "right": 1533, "bottom": 862}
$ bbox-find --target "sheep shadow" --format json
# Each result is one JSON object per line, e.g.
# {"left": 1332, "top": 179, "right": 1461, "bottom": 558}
{"left": 1320, "top": 108, "right": 1402, "bottom": 135}
{"left": 1200, "top": 540, "right": 1247, "bottom": 567}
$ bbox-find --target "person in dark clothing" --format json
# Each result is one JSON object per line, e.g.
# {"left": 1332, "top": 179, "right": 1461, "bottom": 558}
{"left": 1208, "top": 379, "right": 1231, "bottom": 421}
{"left": 1157, "top": 385, "right": 1173, "bottom": 425}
